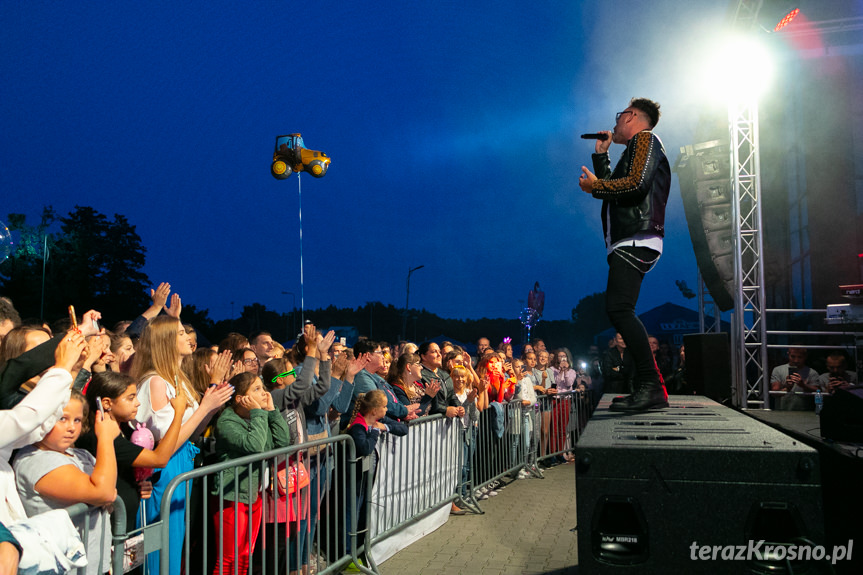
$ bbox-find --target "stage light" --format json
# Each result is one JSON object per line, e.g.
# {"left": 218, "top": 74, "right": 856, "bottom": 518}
{"left": 757, "top": 1, "right": 800, "bottom": 33}
{"left": 773, "top": 8, "right": 799, "bottom": 31}
{"left": 699, "top": 34, "right": 774, "bottom": 104}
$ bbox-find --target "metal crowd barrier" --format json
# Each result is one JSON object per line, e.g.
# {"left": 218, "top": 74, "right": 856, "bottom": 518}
{"left": 78, "top": 388, "right": 597, "bottom": 574}
{"left": 366, "top": 414, "right": 462, "bottom": 567}
{"left": 368, "top": 414, "right": 460, "bottom": 534}
{"left": 467, "top": 390, "right": 592, "bottom": 497}
{"left": 56, "top": 497, "right": 126, "bottom": 575}
{"left": 153, "top": 435, "right": 366, "bottom": 575}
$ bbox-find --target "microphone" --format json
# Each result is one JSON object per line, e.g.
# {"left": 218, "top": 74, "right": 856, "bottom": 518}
{"left": 581, "top": 133, "right": 609, "bottom": 141}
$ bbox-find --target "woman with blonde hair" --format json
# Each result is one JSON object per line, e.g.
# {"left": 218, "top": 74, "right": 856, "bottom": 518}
{"left": 448, "top": 364, "right": 486, "bottom": 503}
{"left": 132, "top": 315, "right": 233, "bottom": 575}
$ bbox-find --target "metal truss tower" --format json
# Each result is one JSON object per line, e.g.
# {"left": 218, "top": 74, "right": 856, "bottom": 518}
{"left": 729, "top": 0, "right": 769, "bottom": 408}
{"left": 728, "top": 98, "right": 769, "bottom": 408}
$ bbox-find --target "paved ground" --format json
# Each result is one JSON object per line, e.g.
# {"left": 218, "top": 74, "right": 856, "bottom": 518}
{"left": 378, "top": 463, "right": 580, "bottom": 575}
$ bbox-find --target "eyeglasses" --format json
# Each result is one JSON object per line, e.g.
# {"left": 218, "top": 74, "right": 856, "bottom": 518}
{"left": 271, "top": 369, "right": 296, "bottom": 383}
{"left": 616, "top": 110, "right": 635, "bottom": 122}
{"left": 243, "top": 358, "right": 259, "bottom": 365}
{"left": 372, "top": 350, "right": 384, "bottom": 355}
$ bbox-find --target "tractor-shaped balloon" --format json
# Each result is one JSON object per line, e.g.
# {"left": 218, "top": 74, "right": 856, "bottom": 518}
{"left": 270, "top": 134, "right": 330, "bottom": 179}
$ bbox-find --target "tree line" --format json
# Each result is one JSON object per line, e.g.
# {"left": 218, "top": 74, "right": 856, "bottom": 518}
{"left": 1, "top": 206, "right": 613, "bottom": 350}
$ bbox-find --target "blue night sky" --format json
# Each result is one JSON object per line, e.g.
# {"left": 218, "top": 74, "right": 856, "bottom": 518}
{"left": 2, "top": 1, "right": 744, "bottom": 322}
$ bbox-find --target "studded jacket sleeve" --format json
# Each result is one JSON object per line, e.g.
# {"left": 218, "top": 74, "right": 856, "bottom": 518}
{"left": 590, "top": 131, "right": 661, "bottom": 201}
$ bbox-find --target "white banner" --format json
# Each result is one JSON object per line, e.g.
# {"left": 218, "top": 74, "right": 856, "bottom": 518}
{"left": 368, "top": 417, "right": 462, "bottom": 564}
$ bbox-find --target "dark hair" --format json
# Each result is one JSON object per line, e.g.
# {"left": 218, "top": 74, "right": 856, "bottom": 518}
{"left": 288, "top": 334, "right": 309, "bottom": 364}
{"left": 232, "top": 347, "right": 257, "bottom": 363}
{"left": 0, "top": 297, "right": 21, "bottom": 327}
{"left": 353, "top": 339, "right": 379, "bottom": 356}
{"left": 417, "top": 341, "right": 437, "bottom": 357}
{"left": 249, "top": 331, "right": 272, "bottom": 345}
{"left": 228, "top": 372, "right": 258, "bottom": 400}
{"left": 261, "top": 357, "right": 290, "bottom": 390}
{"left": 218, "top": 333, "right": 249, "bottom": 354}
{"left": 109, "top": 331, "right": 131, "bottom": 354}
{"left": 85, "top": 371, "right": 136, "bottom": 428}
{"left": 630, "top": 97, "right": 661, "bottom": 128}
{"left": 0, "top": 325, "right": 51, "bottom": 367}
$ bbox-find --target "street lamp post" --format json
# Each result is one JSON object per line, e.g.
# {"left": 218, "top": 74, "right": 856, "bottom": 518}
{"left": 402, "top": 265, "right": 424, "bottom": 341}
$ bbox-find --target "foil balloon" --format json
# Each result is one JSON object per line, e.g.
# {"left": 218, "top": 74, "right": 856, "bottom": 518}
{"left": 130, "top": 423, "right": 155, "bottom": 482}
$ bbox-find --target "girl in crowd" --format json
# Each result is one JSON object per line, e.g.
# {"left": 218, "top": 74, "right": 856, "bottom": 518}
{"left": 212, "top": 372, "right": 290, "bottom": 575}
{"left": 109, "top": 331, "right": 136, "bottom": 373}
{"left": 0, "top": 325, "right": 51, "bottom": 368}
{"left": 80, "top": 371, "right": 187, "bottom": 534}
{"left": 478, "top": 354, "right": 516, "bottom": 404}
{"left": 132, "top": 316, "right": 233, "bottom": 575}
{"left": 553, "top": 348, "right": 576, "bottom": 393}
{"left": 497, "top": 341, "right": 514, "bottom": 363}
{"left": 531, "top": 350, "right": 557, "bottom": 461}
{"left": 344, "top": 390, "right": 407, "bottom": 555}
{"left": 511, "top": 358, "right": 537, "bottom": 479}
{"left": 0, "top": 325, "right": 52, "bottom": 394}
{"left": 260, "top": 325, "right": 335, "bottom": 575}
{"left": 443, "top": 349, "right": 481, "bottom": 388}
{"left": 183, "top": 324, "right": 197, "bottom": 353}
{"left": 13, "top": 390, "right": 120, "bottom": 575}
{"left": 551, "top": 348, "right": 576, "bottom": 463}
{"left": 182, "top": 348, "right": 233, "bottom": 399}
{"left": 473, "top": 353, "right": 514, "bottom": 492}
{"left": 0, "top": 332, "right": 84, "bottom": 528}
{"left": 346, "top": 390, "right": 407, "bottom": 456}
{"left": 387, "top": 352, "right": 438, "bottom": 417}
{"left": 233, "top": 347, "right": 261, "bottom": 376}
{"left": 447, "top": 364, "right": 485, "bottom": 502}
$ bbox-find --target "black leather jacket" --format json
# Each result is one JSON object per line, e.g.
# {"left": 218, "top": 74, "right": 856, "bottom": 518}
{"left": 591, "top": 130, "right": 670, "bottom": 247}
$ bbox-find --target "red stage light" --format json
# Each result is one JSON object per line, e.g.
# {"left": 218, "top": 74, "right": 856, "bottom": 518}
{"left": 774, "top": 8, "right": 800, "bottom": 32}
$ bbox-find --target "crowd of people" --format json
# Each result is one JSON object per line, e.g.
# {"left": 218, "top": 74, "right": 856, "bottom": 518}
{"left": 5, "top": 284, "right": 858, "bottom": 573}
{"left": 0, "top": 287, "right": 600, "bottom": 575}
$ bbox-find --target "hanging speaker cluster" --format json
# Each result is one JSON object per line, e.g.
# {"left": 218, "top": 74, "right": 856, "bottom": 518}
{"left": 674, "top": 140, "right": 735, "bottom": 311}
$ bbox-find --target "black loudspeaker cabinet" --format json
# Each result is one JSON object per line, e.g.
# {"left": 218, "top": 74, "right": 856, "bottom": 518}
{"left": 683, "top": 332, "right": 732, "bottom": 403}
{"left": 576, "top": 395, "right": 826, "bottom": 574}
{"left": 820, "top": 385, "right": 863, "bottom": 442}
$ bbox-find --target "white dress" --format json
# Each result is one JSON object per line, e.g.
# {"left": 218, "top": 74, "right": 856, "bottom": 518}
{"left": 134, "top": 374, "right": 198, "bottom": 440}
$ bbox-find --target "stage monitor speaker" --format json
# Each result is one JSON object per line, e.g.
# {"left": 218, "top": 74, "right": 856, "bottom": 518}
{"left": 576, "top": 396, "right": 825, "bottom": 574}
{"left": 675, "top": 141, "right": 735, "bottom": 311}
{"left": 683, "top": 333, "right": 732, "bottom": 403}
{"left": 820, "top": 386, "right": 863, "bottom": 442}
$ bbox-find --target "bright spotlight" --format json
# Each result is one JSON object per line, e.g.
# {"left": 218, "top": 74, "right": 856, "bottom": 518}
{"left": 699, "top": 35, "right": 774, "bottom": 104}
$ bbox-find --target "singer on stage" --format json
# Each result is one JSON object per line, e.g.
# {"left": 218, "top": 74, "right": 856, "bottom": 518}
{"left": 577, "top": 98, "right": 670, "bottom": 412}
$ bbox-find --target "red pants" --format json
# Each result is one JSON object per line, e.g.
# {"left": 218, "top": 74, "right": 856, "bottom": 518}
{"left": 212, "top": 496, "right": 263, "bottom": 575}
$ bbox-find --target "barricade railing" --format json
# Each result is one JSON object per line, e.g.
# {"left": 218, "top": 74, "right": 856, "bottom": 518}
{"left": 80, "top": 389, "right": 597, "bottom": 573}
{"left": 534, "top": 390, "right": 593, "bottom": 466}
{"left": 154, "top": 435, "right": 369, "bottom": 575}
{"left": 364, "top": 414, "right": 462, "bottom": 569}
{"left": 44, "top": 497, "right": 126, "bottom": 575}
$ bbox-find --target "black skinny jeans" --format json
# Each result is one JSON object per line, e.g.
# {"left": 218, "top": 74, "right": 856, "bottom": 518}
{"left": 605, "top": 246, "right": 660, "bottom": 385}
